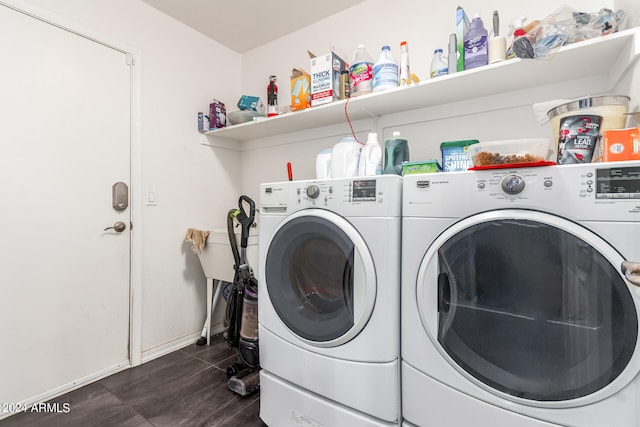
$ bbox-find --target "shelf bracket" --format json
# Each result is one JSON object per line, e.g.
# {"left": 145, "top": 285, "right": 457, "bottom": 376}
{"left": 360, "top": 108, "right": 380, "bottom": 120}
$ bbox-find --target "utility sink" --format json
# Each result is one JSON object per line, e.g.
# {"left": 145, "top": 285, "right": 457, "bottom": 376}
{"left": 197, "top": 228, "right": 259, "bottom": 283}
{"left": 196, "top": 228, "right": 259, "bottom": 346}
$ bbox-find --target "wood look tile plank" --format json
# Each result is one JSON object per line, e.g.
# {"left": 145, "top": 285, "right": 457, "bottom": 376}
{"left": 0, "top": 383, "right": 150, "bottom": 427}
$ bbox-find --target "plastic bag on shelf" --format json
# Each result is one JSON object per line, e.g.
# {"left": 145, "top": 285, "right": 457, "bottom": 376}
{"left": 514, "top": 5, "right": 629, "bottom": 60}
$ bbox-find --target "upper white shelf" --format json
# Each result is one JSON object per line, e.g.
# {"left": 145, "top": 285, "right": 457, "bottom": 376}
{"left": 205, "top": 28, "right": 639, "bottom": 143}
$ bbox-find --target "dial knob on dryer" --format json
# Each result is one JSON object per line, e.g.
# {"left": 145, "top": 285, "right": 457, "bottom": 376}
{"left": 501, "top": 174, "right": 525, "bottom": 195}
{"left": 306, "top": 184, "right": 320, "bottom": 199}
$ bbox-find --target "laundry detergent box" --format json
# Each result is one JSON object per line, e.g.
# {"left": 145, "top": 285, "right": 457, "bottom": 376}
{"left": 290, "top": 68, "right": 311, "bottom": 111}
{"left": 308, "top": 50, "right": 348, "bottom": 107}
{"left": 441, "top": 139, "right": 479, "bottom": 171}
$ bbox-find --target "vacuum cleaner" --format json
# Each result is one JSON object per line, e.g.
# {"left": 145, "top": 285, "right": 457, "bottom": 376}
{"left": 223, "top": 195, "right": 260, "bottom": 396}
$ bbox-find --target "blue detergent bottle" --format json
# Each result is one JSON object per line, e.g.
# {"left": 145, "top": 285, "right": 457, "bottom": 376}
{"left": 464, "top": 13, "right": 488, "bottom": 69}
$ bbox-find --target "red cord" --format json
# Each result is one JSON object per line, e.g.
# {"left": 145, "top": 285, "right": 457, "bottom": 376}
{"left": 344, "top": 97, "right": 364, "bottom": 145}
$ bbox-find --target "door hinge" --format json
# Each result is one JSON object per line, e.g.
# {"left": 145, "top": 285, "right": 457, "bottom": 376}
{"left": 126, "top": 53, "right": 134, "bottom": 66}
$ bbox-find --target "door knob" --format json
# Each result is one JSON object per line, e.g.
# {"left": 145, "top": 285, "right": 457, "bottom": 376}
{"left": 104, "top": 221, "right": 126, "bottom": 232}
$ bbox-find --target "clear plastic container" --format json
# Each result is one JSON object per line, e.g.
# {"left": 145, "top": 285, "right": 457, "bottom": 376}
{"left": 546, "top": 95, "right": 630, "bottom": 163}
{"left": 467, "top": 138, "right": 553, "bottom": 167}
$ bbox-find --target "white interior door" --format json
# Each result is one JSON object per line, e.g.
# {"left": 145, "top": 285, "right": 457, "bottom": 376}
{"left": 0, "top": 4, "right": 131, "bottom": 405}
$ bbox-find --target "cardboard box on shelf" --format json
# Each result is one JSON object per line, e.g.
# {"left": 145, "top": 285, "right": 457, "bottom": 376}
{"left": 237, "top": 95, "right": 266, "bottom": 114}
{"left": 290, "top": 68, "right": 311, "bottom": 111}
{"left": 209, "top": 99, "right": 226, "bottom": 129}
{"left": 308, "top": 50, "right": 348, "bottom": 107}
{"left": 601, "top": 127, "right": 640, "bottom": 162}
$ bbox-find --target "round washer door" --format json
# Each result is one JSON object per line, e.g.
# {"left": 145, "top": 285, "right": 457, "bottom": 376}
{"left": 265, "top": 209, "right": 376, "bottom": 348}
{"left": 416, "top": 210, "right": 640, "bottom": 407}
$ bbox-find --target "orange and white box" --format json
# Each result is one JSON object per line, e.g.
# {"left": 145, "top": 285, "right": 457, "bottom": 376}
{"left": 601, "top": 127, "right": 640, "bottom": 162}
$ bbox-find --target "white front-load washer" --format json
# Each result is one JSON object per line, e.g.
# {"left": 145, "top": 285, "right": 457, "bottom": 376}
{"left": 258, "top": 175, "right": 402, "bottom": 427}
{"left": 401, "top": 162, "right": 640, "bottom": 427}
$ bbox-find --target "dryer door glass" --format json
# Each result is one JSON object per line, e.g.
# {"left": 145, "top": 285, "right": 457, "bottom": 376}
{"left": 436, "top": 218, "right": 638, "bottom": 401}
{"left": 265, "top": 214, "right": 361, "bottom": 343}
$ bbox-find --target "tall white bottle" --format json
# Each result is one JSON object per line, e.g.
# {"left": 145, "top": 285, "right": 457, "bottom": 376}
{"left": 358, "top": 133, "right": 383, "bottom": 176}
{"left": 372, "top": 46, "right": 398, "bottom": 92}
{"left": 399, "top": 41, "right": 411, "bottom": 86}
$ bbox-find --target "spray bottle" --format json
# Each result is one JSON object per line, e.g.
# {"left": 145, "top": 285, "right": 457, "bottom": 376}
{"left": 267, "top": 75, "right": 278, "bottom": 117}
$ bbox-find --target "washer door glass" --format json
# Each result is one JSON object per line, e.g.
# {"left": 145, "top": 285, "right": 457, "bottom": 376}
{"left": 418, "top": 211, "right": 638, "bottom": 403}
{"left": 265, "top": 210, "right": 376, "bottom": 347}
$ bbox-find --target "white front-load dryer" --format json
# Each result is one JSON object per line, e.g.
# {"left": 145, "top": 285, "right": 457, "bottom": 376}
{"left": 258, "top": 175, "right": 402, "bottom": 427}
{"left": 401, "top": 162, "right": 640, "bottom": 427}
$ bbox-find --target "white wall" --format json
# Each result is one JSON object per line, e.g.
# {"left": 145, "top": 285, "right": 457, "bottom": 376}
{"left": 238, "top": 0, "right": 638, "bottom": 200}
{"left": 12, "top": 0, "right": 243, "bottom": 356}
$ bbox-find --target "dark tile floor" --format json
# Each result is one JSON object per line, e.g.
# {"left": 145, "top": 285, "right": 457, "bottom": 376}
{"left": 1, "top": 334, "right": 266, "bottom": 427}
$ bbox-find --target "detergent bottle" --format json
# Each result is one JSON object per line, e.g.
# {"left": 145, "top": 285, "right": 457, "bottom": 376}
{"left": 358, "top": 133, "right": 383, "bottom": 176}
{"left": 383, "top": 131, "right": 410, "bottom": 175}
{"left": 464, "top": 13, "right": 488, "bottom": 69}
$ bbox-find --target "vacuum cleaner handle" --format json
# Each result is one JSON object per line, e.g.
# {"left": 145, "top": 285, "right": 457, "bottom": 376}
{"left": 237, "top": 195, "right": 256, "bottom": 248}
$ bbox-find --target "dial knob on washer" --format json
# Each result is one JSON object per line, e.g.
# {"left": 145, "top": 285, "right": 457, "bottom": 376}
{"left": 306, "top": 184, "right": 320, "bottom": 199}
{"left": 501, "top": 174, "right": 525, "bottom": 195}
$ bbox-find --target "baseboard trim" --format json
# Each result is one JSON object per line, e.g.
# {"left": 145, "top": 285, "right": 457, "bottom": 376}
{"left": 141, "top": 331, "right": 202, "bottom": 364}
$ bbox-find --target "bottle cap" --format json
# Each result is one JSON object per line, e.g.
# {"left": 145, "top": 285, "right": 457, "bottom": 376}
{"left": 434, "top": 49, "right": 443, "bottom": 54}
{"left": 382, "top": 45, "right": 390, "bottom": 50}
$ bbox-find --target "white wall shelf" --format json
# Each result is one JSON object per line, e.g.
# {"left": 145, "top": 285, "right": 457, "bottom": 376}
{"left": 204, "top": 28, "right": 639, "bottom": 144}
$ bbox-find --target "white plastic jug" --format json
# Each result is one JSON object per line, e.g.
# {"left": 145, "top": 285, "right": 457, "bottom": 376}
{"left": 358, "top": 133, "right": 382, "bottom": 176}
{"left": 315, "top": 148, "right": 332, "bottom": 179}
{"left": 331, "top": 137, "right": 361, "bottom": 178}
